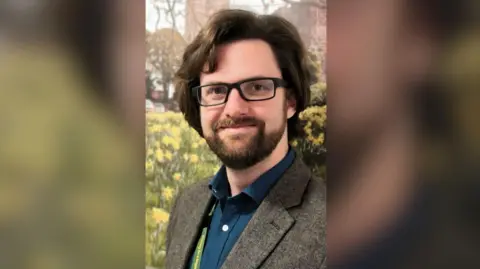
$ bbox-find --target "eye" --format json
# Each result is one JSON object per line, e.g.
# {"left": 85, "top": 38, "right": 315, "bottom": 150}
{"left": 252, "top": 83, "right": 266, "bottom": 91}
{"left": 206, "top": 86, "right": 227, "bottom": 95}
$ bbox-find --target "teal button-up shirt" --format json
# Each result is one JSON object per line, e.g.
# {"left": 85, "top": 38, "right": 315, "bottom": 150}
{"left": 190, "top": 147, "right": 296, "bottom": 269}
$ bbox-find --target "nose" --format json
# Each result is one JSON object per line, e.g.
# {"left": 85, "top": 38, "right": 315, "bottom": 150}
{"left": 223, "top": 88, "right": 249, "bottom": 117}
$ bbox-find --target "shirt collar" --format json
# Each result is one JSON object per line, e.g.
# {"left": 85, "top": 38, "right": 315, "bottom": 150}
{"left": 209, "top": 147, "right": 296, "bottom": 204}
{"left": 209, "top": 165, "right": 229, "bottom": 200}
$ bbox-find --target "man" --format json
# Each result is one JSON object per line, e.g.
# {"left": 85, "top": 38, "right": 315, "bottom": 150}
{"left": 165, "top": 9, "right": 326, "bottom": 269}
{"left": 328, "top": 0, "right": 478, "bottom": 268}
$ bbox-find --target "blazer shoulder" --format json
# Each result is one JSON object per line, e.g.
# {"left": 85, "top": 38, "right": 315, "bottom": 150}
{"left": 298, "top": 175, "right": 326, "bottom": 223}
{"left": 172, "top": 177, "right": 212, "bottom": 208}
{"left": 306, "top": 175, "right": 326, "bottom": 202}
{"left": 181, "top": 177, "right": 211, "bottom": 196}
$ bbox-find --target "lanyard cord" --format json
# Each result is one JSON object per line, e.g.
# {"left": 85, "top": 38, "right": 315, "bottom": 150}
{"left": 191, "top": 201, "right": 217, "bottom": 269}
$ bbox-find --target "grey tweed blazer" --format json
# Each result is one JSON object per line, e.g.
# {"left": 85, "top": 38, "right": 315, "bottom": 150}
{"left": 165, "top": 155, "right": 326, "bottom": 269}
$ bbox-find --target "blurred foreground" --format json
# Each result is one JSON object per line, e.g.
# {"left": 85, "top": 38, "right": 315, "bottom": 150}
{"left": 0, "top": 1, "right": 144, "bottom": 269}
{"left": 327, "top": 0, "right": 480, "bottom": 268}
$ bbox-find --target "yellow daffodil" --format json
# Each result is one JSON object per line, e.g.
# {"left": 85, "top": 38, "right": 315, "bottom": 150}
{"left": 190, "top": 154, "right": 199, "bottom": 163}
{"left": 155, "top": 150, "right": 164, "bottom": 162}
{"left": 171, "top": 127, "right": 181, "bottom": 137}
{"left": 162, "top": 136, "right": 172, "bottom": 146}
{"left": 173, "top": 172, "right": 181, "bottom": 181}
{"left": 306, "top": 133, "right": 325, "bottom": 146}
{"left": 151, "top": 207, "right": 170, "bottom": 224}
{"left": 304, "top": 125, "right": 313, "bottom": 136}
{"left": 172, "top": 140, "right": 180, "bottom": 150}
{"left": 162, "top": 187, "right": 174, "bottom": 202}
{"left": 165, "top": 151, "right": 173, "bottom": 161}
{"left": 291, "top": 140, "right": 298, "bottom": 147}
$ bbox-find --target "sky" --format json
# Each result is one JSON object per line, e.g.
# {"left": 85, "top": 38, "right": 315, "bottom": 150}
{"left": 145, "top": 0, "right": 287, "bottom": 33}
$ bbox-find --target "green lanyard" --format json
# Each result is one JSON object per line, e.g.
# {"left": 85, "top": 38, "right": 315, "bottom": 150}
{"left": 191, "top": 202, "right": 216, "bottom": 269}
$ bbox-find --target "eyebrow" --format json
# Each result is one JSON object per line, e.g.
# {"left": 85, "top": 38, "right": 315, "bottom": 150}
{"left": 201, "top": 76, "right": 277, "bottom": 86}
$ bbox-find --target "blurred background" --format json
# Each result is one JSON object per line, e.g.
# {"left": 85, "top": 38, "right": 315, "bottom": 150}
{"left": 0, "top": 1, "right": 144, "bottom": 269}
{"left": 327, "top": 0, "right": 480, "bottom": 268}
{"left": 144, "top": 0, "right": 326, "bottom": 268}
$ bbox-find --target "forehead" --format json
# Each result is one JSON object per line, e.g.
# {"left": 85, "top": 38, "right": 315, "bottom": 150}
{"left": 200, "top": 39, "right": 282, "bottom": 84}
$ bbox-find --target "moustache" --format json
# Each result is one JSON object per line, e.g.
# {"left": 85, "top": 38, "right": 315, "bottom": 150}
{"left": 213, "top": 117, "right": 262, "bottom": 131}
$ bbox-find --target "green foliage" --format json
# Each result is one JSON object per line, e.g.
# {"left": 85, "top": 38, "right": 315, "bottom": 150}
{"left": 294, "top": 105, "right": 327, "bottom": 178}
{"left": 308, "top": 49, "right": 327, "bottom": 106}
{"left": 301, "top": 49, "right": 327, "bottom": 175}
{"left": 145, "top": 112, "right": 220, "bottom": 268}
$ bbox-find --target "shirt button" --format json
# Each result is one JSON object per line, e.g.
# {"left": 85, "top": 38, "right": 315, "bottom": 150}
{"left": 222, "top": 224, "right": 229, "bottom": 232}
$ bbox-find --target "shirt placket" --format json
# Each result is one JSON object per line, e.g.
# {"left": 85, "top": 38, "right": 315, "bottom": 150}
{"left": 215, "top": 199, "right": 241, "bottom": 269}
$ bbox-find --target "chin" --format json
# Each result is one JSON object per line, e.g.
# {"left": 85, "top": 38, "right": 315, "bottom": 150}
{"left": 220, "top": 130, "right": 256, "bottom": 142}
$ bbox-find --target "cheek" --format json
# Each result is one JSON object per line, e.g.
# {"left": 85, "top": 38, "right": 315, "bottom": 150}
{"left": 255, "top": 103, "right": 285, "bottom": 129}
{"left": 200, "top": 108, "right": 220, "bottom": 134}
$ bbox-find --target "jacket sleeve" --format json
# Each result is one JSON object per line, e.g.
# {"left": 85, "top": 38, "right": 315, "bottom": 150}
{"left": 165, "top": 189, "right": 183, "bottom": 255}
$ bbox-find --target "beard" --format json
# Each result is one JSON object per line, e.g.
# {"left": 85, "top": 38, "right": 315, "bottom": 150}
{"left": 205, "top": 114, "right": 286, "bottom": 170}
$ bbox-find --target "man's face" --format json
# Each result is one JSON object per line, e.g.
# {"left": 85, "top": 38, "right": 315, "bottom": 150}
{"left": 199, "top": 39, "right": 296, "bottom": 170}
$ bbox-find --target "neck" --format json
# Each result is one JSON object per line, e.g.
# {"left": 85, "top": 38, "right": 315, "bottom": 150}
{"left": 226, "top": 136, "right": 289, "bottom": 197}
{"left": 328, "top": 112, "right": 417, "bottom": 264}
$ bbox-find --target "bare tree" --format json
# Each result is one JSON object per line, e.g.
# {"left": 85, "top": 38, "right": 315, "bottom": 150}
{"left": 147, "top": 0, "right": 187, "bottom": 104}
{"left": 282, "top": 0, "right": 326, "bottom": 10}
{"left": 150, "top": 0, "right": 185, "bottom": 31}
{"left": 147, "top": 28, "right": 186, "bottom": 103}
{"left": 260, "top": 0, "right": 272, "bottom": 14}
{"left": 184, "top": 0, "right": 206, "bottom": 41}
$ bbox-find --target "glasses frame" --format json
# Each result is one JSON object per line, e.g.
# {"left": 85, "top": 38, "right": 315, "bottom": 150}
{"left": 192, "top": 77, "right": 288, "bottom": 107}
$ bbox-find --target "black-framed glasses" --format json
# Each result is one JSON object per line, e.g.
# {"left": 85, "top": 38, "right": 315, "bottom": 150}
{"left": 192, "top": 77, "right": 288, "bottom": 107}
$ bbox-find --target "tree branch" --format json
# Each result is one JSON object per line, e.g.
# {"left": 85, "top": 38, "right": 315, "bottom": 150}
{"left": 281, "top": 0, "right": 325, "bottom": 9}
{"left": 260, "top": 0, "right": 270, "bottom": 14}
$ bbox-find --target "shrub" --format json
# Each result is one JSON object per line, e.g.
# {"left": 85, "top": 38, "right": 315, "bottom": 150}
{"left": 145, "top": 112, "right": 220, "bottom": 268}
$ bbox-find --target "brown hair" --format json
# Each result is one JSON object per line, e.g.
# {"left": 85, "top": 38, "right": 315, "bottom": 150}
{"left": 174, "top": 9, "right": 313, "bottom": 141}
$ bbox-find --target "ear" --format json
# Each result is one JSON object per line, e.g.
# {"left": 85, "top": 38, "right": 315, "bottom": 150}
{"left": 286, "top": 97, "right": 297, "bottom": 119}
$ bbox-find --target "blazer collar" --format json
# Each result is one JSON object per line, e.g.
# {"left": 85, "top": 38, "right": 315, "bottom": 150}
{"left": 221, "top": 154, "right": 312, "bottom": 269}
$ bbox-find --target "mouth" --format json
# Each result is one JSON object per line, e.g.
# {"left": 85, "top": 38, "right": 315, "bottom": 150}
{"left": 217, "top": 124, "right": 257, "bottom": 135}
{"left": 221, "top": 124, "right": 256, "bottom": 129}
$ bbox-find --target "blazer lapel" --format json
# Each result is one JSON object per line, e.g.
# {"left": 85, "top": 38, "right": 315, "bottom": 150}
{"left": 168, "top": 181, "right": 215, "bottom": 269}
{"left": 220, "top": 156, "right": 312, "bottom": 269}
